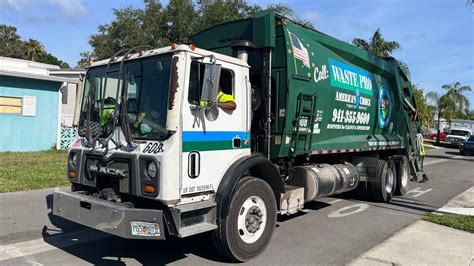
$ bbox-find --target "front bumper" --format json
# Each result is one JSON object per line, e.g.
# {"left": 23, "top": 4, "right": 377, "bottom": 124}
{"left": 53, "top": 188, "right": 165, "bottom": 240}
{"left": 460, "top": 144, "right": 474, "bottom": 152}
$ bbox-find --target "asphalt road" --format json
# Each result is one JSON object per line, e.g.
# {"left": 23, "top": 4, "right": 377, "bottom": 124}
{"left": 0, "top": 147, "right": 472, "bottom": 265}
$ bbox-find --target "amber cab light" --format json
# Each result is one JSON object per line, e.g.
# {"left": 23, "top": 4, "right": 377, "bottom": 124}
{"left": 144, "top": 185, "right": 156, "bottom": 194}
{"left": 68, "top": 170, "right": 77, "bottom": 178}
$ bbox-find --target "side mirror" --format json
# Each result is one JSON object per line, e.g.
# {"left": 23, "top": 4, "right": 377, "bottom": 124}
{"left": 200, "top": 63, "right": 221, "bottom": 108}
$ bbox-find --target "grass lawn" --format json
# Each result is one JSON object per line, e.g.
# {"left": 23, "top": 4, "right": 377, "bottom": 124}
{"left": 0, "top": 150, "right": 69, "bottom": 193}
{"left": 423, "top": 213, "right": 474, "bottom": 233}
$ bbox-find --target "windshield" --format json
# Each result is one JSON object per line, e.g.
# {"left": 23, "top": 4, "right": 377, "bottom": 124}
{"left": 468, "top": 136, "right": 474, "bottom": 141}
{"left": 450, "top": 130, "right": 470, "bottom": 137}
{"left": 78, "top": 54, "right": 173, "bottom": 140}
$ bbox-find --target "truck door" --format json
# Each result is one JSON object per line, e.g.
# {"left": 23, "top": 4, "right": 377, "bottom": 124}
{"left": 180, "top": 58, "right": 251, "bottom": 196}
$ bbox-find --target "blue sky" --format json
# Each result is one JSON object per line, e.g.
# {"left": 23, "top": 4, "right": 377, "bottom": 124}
{"left": 1, "top": 0, "right": 473, "bottom": 104}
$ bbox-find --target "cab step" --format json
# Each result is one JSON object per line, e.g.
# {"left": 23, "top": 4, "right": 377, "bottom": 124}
{"left": 179, "top": 222, "right": 217, "bottom": 238}
{"left": 169, "top": 200, "right": 217, "bottom": 238}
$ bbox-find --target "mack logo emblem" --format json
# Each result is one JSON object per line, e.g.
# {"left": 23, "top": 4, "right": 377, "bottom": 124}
{"left": 89, "top": 164, "right": 127, "bottom": 178}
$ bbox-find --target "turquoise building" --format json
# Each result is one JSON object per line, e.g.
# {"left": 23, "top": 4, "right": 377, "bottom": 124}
{"left": 0, "top": 57, "right": 77, "bottom": 151}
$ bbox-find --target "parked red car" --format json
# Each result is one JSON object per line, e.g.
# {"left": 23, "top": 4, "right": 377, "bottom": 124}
{"left": 426, "top": 132, "right": 448, "bottom": 141}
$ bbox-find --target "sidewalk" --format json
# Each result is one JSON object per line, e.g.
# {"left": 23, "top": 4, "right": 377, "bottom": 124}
{"left": 435, "top": 187, "right": 474, "bottom": 216}
{"left": 349, "top": 187, "right": 474, "bottom": 266}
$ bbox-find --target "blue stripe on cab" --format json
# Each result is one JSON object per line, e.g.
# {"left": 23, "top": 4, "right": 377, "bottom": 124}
{"left": 182, "top": 131, "right": 249, "bottom": 142}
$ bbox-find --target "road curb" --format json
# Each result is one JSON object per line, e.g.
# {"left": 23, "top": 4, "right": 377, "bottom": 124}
{"left": 433, "top": 186, "right": 474, "bottom": 216}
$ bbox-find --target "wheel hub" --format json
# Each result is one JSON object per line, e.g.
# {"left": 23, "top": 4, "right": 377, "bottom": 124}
{"left": 385, "top": 168, "right": 394, "bottom": 194}
{"left": 237, "top": 196, "right": 267, "bottom": 244}
{"left": 401, "top": 163, "right": 408, "bottom": 187}
{"left": 245, "top": 206, "right": 264, "bottom": 233}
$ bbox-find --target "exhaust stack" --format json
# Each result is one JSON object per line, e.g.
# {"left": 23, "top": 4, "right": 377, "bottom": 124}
{"left": 231, "top": 40, "right": 256, "bottom": 63}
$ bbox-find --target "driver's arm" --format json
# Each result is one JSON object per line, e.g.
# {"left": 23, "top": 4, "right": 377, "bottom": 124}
{"left": 218, "top": 101, "right": 236, "bottom": 110}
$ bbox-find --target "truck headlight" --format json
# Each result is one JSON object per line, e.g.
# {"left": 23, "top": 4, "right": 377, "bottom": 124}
{"left": 147, "top": 162, "right": 158, "bottom": 178}
{"left": 69, "top": 153, "right": 78, "bottom": 168}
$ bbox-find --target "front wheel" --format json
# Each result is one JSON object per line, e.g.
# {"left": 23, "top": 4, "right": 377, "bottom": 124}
{"left": 212, "top": 176, "right": 277, "bottom": 262}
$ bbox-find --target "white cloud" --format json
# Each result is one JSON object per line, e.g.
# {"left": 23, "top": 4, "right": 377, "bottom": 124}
{"left": 0, "top": 0, "right": 31, "bottom": 11}
{"left": 47, "top": 0, "right": 87, "bottom": 22}
{"left": 302, "top": 11, "right": 322, "bottom": 23}
{"left": 0, "top": 0, "right": 87, "bottom": 23}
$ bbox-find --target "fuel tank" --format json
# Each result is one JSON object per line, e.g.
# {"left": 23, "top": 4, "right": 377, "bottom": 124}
{"left": 288, "top": 163, "right": 359, "bottom": 202}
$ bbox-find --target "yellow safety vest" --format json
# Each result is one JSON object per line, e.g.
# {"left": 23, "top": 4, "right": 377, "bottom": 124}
{"left": 200, "top": 91, "right": 235, "bottom": 107}
{"left": 217, "top": 91, "right": 235, "bottom": 103}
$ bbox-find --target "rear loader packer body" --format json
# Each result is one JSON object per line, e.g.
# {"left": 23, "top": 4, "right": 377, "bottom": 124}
{"left": 53, "top": 10, "right": 424, "bottom": 261}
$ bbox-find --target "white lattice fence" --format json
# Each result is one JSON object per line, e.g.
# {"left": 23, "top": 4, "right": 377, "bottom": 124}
{"left": 60, "top": 127, "right": 78, "bottom": 150}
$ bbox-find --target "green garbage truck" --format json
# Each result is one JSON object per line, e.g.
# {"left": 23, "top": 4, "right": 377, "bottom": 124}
{"left": 53, "top": 10, "right": 424, "bottom": 261}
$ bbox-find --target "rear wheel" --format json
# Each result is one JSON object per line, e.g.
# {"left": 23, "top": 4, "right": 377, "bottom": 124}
{"left": 212, "top": 176, "right": 277, "bottom": 262}
{"left": 392, "top": 156, "right": 409, "bottom": 196}
{"left": 369, "top": 159, "right": 396, "bottom": 202}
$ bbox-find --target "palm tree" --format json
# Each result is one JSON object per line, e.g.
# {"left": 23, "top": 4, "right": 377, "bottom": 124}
{"left": 353, "top": 29, "right": 400, "bottom": 57}
{"left": 441, "top": 82, "right": 472, "bottom": 117}
{"left": 352, "top": 29, "right": 410, "bottom": 76}
{"left": 268, "top": 3, "right": 315, "bottom": 29}
{"left": 23, "top": 39, "right": 46, "bottom": 61}
{"left": 426, "top": 92, "right": 456, "bottom": 144}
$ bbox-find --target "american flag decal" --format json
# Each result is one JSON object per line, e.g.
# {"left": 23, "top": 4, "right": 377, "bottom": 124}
{"left": 289, "top": 31, "right": 310, "bottom": 68}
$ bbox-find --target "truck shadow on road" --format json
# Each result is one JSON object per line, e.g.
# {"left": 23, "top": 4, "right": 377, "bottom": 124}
{"left": 43, "top": 194, "right": 237, "bottom": 264}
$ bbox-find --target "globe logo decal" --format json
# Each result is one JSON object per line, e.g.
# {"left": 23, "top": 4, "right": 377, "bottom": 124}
{"left": 355, "top": 88, "right": 361, "bottom": 109}
{"left": 377, "top": 86, "right": 392, "bottom": 128}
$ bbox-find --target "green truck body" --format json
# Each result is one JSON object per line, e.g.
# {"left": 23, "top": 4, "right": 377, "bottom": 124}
{"left": 190, "top": 10, "right": 421, "bottom": 170}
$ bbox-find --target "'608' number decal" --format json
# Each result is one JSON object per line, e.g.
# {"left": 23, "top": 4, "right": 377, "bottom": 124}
{"left": 143, "top": 142, "right": 164, "bottom": 154}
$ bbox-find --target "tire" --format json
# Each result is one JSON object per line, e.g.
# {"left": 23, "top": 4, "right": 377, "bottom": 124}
{"left": 392, "top": 155, "right": 409, "bottom": 196}
{"left": 212, "top": 176, "right": 277, "bottom": 262}
{"left": 369, "top": 159, "right": 396, "bottom": 203}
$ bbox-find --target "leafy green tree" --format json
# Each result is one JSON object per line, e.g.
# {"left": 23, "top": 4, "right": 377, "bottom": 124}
{"left": 197, "top": 0, "right": 260, "bottom": 31}
{"left": 1, "top": 24, "right": 69, "bottom": 68}
{"left": 0, "top": 25, "right": 25, "bottom": 58}
{"left": 441, "top": 82, "right": 471, "bottom": 118}
{"left": 80, "top": 1, "right": 325, "bottom": 66}
{"left": 164, "top": 0, "right": 198, "bottom": 44}
{"left": 82, "top": 0, "right": 287, "bottom": 63}
{"left": 352, "top": 29, "right": 410, "bottom": 76}
{"left": 89, "top": 7, "right": 150, "bottom": 60}
{"left": 413, "top": 85, "right": 433, "bottom": 130}
{"left": 426, "top": 91, "right": 456, "bottom": 144}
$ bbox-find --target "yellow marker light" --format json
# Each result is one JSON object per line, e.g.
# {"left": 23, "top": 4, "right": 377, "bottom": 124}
{"left": 86, "top": 58, "right": 93, "bottom": 66}
{"left": 68, "top": 170, "right": 77, "bottom": 178}
{"left": 189, "top": 43, "right": 197, "bottom": 51}
{"left": 171, "top": 43, "right": 177, "bottom": 49}
{"left": 138, "top": 50, "right": 145, "bottom": 56}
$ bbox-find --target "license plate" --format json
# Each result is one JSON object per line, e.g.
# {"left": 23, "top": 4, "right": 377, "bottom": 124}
{"left": 130, "top": 221, "right": 160, "bottom": 237}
